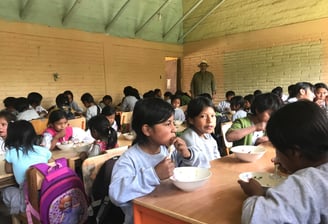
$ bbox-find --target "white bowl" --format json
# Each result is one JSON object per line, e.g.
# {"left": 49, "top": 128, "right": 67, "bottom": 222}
{"left": 56, "top": 142, "right": 74, "bottom": 151}
{"left": 230, "top": 145, "right": 266, "bottom": 162}
{"left": 123, "top": 132, "right": 135, "bottom": 140}
{"left": 170, "top": 167, "right": 211, "bottom": 192}
{"left": 73, "top": 141, "right": 93, "bottom": 152}
{"left": 239, "top": 171, "right": 286, "bottom": 188}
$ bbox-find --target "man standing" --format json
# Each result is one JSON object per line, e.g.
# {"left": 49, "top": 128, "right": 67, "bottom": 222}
{"left": 190, "top": 60, "right": 216, "bottom": 98}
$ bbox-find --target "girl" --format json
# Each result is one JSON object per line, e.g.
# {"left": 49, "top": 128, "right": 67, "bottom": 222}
{"left": 42, "top": 109, "right": 93, "bottom": 150}
{"left": 238, "top": 100, "right": 328, "bottom": 223}
{"left": 226, "top": 93, "right": 282, "bottom": 146}
{"left": 85, "top": 115, "right": 118, "bottom": 157}
{"left": 180, "top": 96, "right": 220, "bottom": 168}
{"left": 171, "top": 95, "right": 185, "bottom": 122}
{"left": 230, "top": 95, "right": 247, "bottom": 121}
{"left": 2, "top": 120, "right": 52, "bottom": 214}
{"left": 80, "top": 92, "right": 101, "bottom": 123}
{"left": 0, "top": 111, "right": 16, "bottom": 156}
{"left": 109, "top": 98, "right": 200, "bottom": 224}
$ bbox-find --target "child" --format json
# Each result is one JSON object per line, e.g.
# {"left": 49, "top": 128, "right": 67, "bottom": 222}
{"left": 243, "top": 94, "right": 254, "bottom": 113}
{"left": 217, "top": 90, "right": 235, "bottom": 114}
{"left": 101, "top": 106, "right": 118, "bottom": 131}
{"left": 2, "top": 97, "right": 18, "bottom": 115}
{"left": 80, "top": 93, "right": 101, "bottom": 122}
{"left": 109, "top": 98, "right": 200, "bottom": 224}
{"left": 99, "top": 95, "right": 113, "bottom": 109}
{"left": 42, "top": 109, "right": 93, "bottom": 150}
{"left": 2, "top": 120, "right": 52, "bottom": 214}
{"left": 171, "top": 95, "right": 185, "bottom": 122}
{"left": 15, "top": 97, "right": 40, "bottom": 121}
{"left": 27, "top": 92, "right": 48, "bottom": 118}
{"left": 0, "top": 111, "right": 16, "bottom": 156}
{"left": 226, "top": 93, "right": 282, "bottom": 146}
{"left": 238, "top": 100, "right": 328, "bottom": 223}
{"left": 85, "top": 115, "right": 118, "bottom": 157}
{"left": 230, "top": 95, "right": 247, "bottom": 121}
{"left": 180, "top": 96, "right": 220, "bottom": 168}
{"left": 64, "top": 90, "right": 84, "bottom": 115}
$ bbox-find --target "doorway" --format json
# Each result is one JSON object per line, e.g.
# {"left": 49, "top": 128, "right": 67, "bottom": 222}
{"left": 164, "top": 57, "right": 180, "bottom": 94}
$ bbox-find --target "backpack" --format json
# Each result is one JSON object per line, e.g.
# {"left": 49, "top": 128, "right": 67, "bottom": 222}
{"left": 89, "top": 156, "right": 124, "bottom": 224}
{"left": 25, "top": 158, "right": 89, "bottom": 224}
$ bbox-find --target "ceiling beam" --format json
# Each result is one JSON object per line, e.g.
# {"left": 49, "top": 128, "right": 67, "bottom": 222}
{"left": 179, "top": 0, "right": 226, "bottom": 41}
{"left": 105, "top": 0, "right": 130, "bottom": 32}
{"left": 162, "top": 0, "right": 203, "bottom": 39}
{"left": 135, "top": 0, "right": 170, "bottom": 36}
{"left": 62, "top": 0, "right": 81, "bottom": 25}
{"left": 20, "top": 0, "right": 34, "bottom": 19}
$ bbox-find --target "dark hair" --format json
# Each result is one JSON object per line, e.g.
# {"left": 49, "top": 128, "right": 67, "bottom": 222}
{"left": 230, "top": 96, "right": 244, "bottom": 109}
{"left": 253, "top": 89, "right": 262, "bottom": 96}
{"left": 5, "top": 120, "right": 37, "bottom": 156}
{"left": 164, "top": 91, "right": 173, "bottom": 98}
{"left": 132, "top": 98, "right": 174, "bottom": 144}
{"left": 186, "top": 96, "right": 215, "bottom": 119}
{"left": 63, "top": 90, "right": 73, "bottom": 98}
{"left": 3, "top": 97, "right": 16, "bottom": 108}
{"left": 102, "top": 95, "right": 112, "bottom": 102}
{"left": 154, "top": 88, "right": 162, "bottom": 97}
{"left": 56, "top": 93, "right": 69, "bottom": 108}
{"left": 294, "top": 82, "right": 314, "bottom": 96}
{"left": 267, "top": 101, "right": 328, "bottom": 161}
{"left": 271, "top": 86, "right": 283, "bottom": 98}
{"left": 225, "top": 91, "right": 235, "bottom": 98}
{"left": 0, "top": 111, "right": 17, "bottom": 123}
{"left": 288, "top": 84, "right": 297, "bottom": 98}
{"left": 27, "top": 92, "right": 43, "bottom": 106}
{"left": 198, "top": 93, "right": 212, "bottom": 100}
{"left": 314, "top": 82, "right": 328, "bottom": 91}
{"left": 88, "top": 115, "right": 117, "bottom": 149}
{"left": 170, "top": 95, "right": 181, "bottom": 103}
{"left": 14, "top": 97, "right": 29, "bottom": 112}
{"left": 143, "top": 90, "right": 155, "bottom": 99}
{"left": 81, "top": 93, "right": 95, "bottom": 104}
{"left": 244, "top": 94, "right": 254, "bottom": 104}
{"left": 48, "top": 109, "right": 68, "bottom": 125}
{"left": 101, "top": 106, "right": 116, "bottom": 116}
{"left": 250, "top": 93, "right": 282, "bottom": 115}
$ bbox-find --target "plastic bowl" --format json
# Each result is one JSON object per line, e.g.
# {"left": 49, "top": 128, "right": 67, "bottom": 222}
{"left": 56, "top": 142, "right": 74, "bottom": 151}
{"left": 239, "top": 171, "right": 286, "bottom": 188}
{"left": 170, "top": 167, "right": 211, "bottom": 192}
{"left": 73, "top": 141, "right": 93, "bottom": 152}
{"left": 230, "top": 145, "right": 266, "bottom": 162}
{"left": 123, "top": 132, "right": 135, "bottom": 140}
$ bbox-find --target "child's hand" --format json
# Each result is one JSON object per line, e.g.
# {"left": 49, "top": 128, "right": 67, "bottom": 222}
{"left": 238, "top": 179, "right": 265, "bottom": 196}
{"left": 155, "top": 158, "right": 175, "bottom": 180}
{"left": 172, "top": 137, "right": 191, "bottom": 159}
{"left": 255, "top": 136, "right": 269, "bottom": 145}
{"left": 55, "top": 129, "right": 66, "bottom": 139}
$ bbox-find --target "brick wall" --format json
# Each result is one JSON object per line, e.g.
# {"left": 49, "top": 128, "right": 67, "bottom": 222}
{"left": 0, "top": 20, "right": 183, "bottom": 109}
{"left": 183, "top": 18, "right": 328, "bottom": 103}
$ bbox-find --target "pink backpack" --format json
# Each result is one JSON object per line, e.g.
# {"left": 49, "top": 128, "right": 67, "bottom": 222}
{"left": 25, "top": 158, "right": 89, "bottom": 224}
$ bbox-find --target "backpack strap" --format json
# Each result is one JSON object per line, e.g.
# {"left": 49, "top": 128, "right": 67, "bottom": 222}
{"left": 24, "top": 181, "right": 40, "bottom": 224}
{"left": 31, "top": 158, "right": 68, "bottom": 176}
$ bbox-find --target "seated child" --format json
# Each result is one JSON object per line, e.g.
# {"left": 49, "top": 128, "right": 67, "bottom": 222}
{"left": 27, "top": 92, "right": 48, "bottom": 118}
{"left": 15, "top": 97, "right": 40, "bottom": 121}
{"left": 217, "top": 90, "right": 235, "bottom": 114}
{"left": 230, "top": 95, "right": 247, "bottom": 121}
{"left": 101, "top": 106, "right": 118, "bottom": 131}
{"left": 81, "top": 93, "right": 101, "bottom": 123}
{"left": 171, "top": 95, "right": 185, "bottom": 122}
{"left": 2, "top": 120, "right": 52, "bottom": 214}
{"left": 109, "top": 98, "right": 200, "bottom": 224}
{"left": 180, "top": 96, "right": 221, "bottom": 168}
{"left": 243, "top": 94, "right": 254, "bottom": 113}
{"left": 64, "top": 90, "right": 84, "bottom": 115}
{"left": 82, "top": 115, "right": 118, "bottom": 158}
{"left": 42, "top": 109, "right": 93, "bottom": 150}
{"left": 226, "top": 93, "right": 282, "bottom": 146}
{"left": 238, "top": 100, "right": 328, "bottom": 223}
{"left": 0, "top": 111, "right": 17, "bottom": 156}
{"left": 99, "top": 95, "right": 113, "bottom": 109}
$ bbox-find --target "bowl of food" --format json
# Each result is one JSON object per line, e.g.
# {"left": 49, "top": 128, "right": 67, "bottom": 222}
{"left": 239, "top": 171, "right": 286, "bottom": 188}
{"left": 170, "top": 167, "right": 211, "bottom": 192}
{"left": 73, "top": 141, "right": 93, "bottom": 152}
{"left": 230, "top": 145, "right": 266, "bottom": 162}
{"left": 56, "top": 141, "right": 74, "bottom": 151}
{"left": 123, "top": 132, "right": 136, "bottom": 141}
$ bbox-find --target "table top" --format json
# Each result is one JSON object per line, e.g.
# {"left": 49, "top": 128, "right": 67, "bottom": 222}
{"left": 0, "top": 135, "right": 132, "bottom": 189}
{"left": 133, "top": 142, "right": 276, "bottom": 224}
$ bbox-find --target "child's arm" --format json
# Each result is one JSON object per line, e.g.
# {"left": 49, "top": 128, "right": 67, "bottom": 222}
{"left": 49, "top": 129, "right": 66, "bottom": 150}
{"left": 4, "top": 160, "right": 13, "bottom": 174}
{"left": 238, "top": 178, "right": 265, "bottom": 196}
{"left": 226, "top": 122, "right": 266, "bottom": 142}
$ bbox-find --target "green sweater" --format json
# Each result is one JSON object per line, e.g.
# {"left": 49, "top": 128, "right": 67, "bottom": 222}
{"left": 229, "top": 116, "right": 253, "bottom": 146}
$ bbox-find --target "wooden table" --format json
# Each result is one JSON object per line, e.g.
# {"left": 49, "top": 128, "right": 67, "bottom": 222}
{"left": 133, "top": 143, "right": 276, "bottom": 224}
{"left": 0, "top": 135, "right": 132, "bottom": 189}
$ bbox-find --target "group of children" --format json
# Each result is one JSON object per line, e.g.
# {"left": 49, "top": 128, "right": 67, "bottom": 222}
{"left": 1, "top": 84, "right": 327, "bottom": 223}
